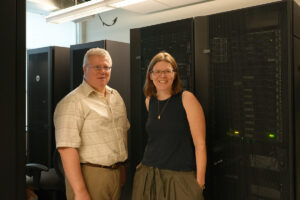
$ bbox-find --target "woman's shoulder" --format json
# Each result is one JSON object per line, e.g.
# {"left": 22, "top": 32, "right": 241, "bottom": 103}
{"left": 182, "top": 90, "right": 193, "bottom": 95}
{"left": 181, "top": 90, "right": 195, "bottom": 100}
{"left": 181, "top": 90, "right": 199, "bottom": 107}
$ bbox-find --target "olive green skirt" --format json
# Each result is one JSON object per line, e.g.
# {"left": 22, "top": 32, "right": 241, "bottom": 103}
{"left": 132, "top": 164, "right": 204, "bottom": 200}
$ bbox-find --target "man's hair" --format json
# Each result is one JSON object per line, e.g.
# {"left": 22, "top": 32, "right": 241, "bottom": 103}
{"left": 144, "top": 51, "right": 182, "bottom": 97}
{"left": 82, "top": 47, "right": 112, "bottom": 68}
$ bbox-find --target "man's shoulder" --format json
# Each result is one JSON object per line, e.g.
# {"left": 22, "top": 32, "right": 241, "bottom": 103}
{"left": 57, "top": 87, "right": 85, "bottom": 106}
{"left": 107, "top": 86, "right": 120, "bottom": 96}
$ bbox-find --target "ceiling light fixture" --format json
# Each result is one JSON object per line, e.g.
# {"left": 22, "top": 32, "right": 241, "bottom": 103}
{"left": 28, "top": 0, "right": 58, "bottom": 12}
{"left": 45, "top": 0, "right": 114, "bottom": 24}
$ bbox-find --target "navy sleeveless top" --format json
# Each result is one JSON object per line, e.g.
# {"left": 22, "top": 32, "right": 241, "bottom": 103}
{"left": 142, "top": 92, "right": 196, "bottom": 171}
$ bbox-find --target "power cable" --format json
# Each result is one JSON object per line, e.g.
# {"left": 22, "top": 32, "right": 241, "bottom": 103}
{"left": 97, "top": 14, "right": 118, "bottom": 27}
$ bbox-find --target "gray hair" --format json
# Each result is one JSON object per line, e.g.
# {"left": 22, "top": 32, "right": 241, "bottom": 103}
{"left": 82, "top": 47, "right": 112, "bottom": 68}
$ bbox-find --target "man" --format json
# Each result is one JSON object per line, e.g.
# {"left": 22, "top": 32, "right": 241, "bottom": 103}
{"left": 54, "top": 48, "right": 130, "bottom": 200}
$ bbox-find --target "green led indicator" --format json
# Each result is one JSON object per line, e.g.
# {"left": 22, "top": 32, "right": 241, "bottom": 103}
{"left": 227, "top": 129, "right": 241, "bottom": 137}
{"left": 268, "top": 133, "right": 275, "bottom": 139}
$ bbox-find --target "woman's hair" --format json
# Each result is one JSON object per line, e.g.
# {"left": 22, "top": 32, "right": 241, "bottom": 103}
{"left": 144, "top": 51, "right": 182, "bottom": 97}
{"left": 82, "top": 47, "right": 112, "bottom": 68}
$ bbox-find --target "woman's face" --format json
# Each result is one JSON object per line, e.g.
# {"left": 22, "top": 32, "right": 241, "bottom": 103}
{"left": 150, "top": 61, "right": 175, "bottom": 93}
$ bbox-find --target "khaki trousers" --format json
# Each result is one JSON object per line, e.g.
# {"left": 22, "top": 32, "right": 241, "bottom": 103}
{"left": 132, "top": 164, "right": 204, "bottom": 200}
{"left": 65, "top": 164, "right": 121, "bottom": 200}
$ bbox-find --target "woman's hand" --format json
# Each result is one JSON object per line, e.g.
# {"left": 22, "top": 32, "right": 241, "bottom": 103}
{"left": 74, "top": 189, "right": 91, "bottom": 200}
{"left": 136, "top": 162, "right": 142, "bottom": 169}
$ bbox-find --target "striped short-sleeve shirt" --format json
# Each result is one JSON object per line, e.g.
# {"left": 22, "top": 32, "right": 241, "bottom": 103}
{"left": 54, "top": 80, "right": 130, "bottom": 166}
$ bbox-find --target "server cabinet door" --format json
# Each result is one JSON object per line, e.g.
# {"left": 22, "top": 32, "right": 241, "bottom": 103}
{"left": 27, "top": 50, "right": 51, "bottom": 166}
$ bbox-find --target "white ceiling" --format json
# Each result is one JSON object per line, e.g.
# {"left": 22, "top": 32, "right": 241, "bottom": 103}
{"left": 119, "top": 0, "right": 170, "bottom": 14}
{"left": 158, "top": 0, "right": 209, "bottom": 7}
{"left": 26, "top": 0, "right": 211, "bottom": 14}
{"left": 119, "top": 0, "right": 212, "bottom": 14}
{"left": 27, "top": 0, "right": 283, "bottom": 16}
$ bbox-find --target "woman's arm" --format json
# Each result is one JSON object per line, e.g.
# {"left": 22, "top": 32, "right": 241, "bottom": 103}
{"left": 145, "top": 96, "right": 150, "bottom": 111}
{"left": 182, "top": 91, "right": 207, "bottom": 189}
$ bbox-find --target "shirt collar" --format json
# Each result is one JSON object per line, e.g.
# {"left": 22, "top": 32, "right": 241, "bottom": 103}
{"left": 81, "top": 80, "right": 113, "bottom": 97}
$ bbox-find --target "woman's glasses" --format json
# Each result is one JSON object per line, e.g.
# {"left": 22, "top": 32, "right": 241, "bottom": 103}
{"left": 151, "top": 70, "right": 174, "bottom": 76}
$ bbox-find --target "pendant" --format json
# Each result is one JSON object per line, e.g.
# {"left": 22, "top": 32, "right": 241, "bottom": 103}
{"left": 158, "top": 115, "right": 160, "bottom": 119}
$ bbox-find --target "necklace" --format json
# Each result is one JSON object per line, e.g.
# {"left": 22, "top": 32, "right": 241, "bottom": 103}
{"left": 157, "top": 97, "right": 171, "bottom": 119}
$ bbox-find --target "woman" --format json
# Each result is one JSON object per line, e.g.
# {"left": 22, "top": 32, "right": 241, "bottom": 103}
{"left": 132, "top": 52, "right": 206, "bottom": 200}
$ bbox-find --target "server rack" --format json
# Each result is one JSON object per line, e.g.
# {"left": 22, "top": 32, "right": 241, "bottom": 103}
{"left": 194, "top": 1, "right": 300, "bottom": 199}
{"left": 27, "top": 46, "right": 70, "bottom": 168}
{"left": 131, "top": 1, "right": 300, "bottom": 199}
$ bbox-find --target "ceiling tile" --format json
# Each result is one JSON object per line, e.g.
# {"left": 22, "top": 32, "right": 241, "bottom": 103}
{"left": 120, "top": 0, "right": 169, "bottom": 14}
{"left": 155, "top": 0, "right": 210, "bottom": 7}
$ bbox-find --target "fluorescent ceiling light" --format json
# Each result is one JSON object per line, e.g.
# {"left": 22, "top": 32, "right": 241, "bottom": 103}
{"left": 28, "top": 0, "right": 58, "bottom": 11}
{"left": 45, "top": 0, "right": 114, "bottom": 24}
{"left": 110, "top": 0, "right": 147, "bottom": 8}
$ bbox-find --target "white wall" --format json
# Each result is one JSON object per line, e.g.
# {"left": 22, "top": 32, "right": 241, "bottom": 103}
{"left": 26, "top": 12, "right": 77, "bottom": 49}
{"left": 82, "top": 0, "right": 281, "bottom": 43}
{"left": 25, "top": 12, "right": 77, "bottom": 129}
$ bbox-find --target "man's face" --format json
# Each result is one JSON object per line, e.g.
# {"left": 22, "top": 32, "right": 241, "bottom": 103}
{"left": 83, "top": 55, "right": 112, "bottom": 92}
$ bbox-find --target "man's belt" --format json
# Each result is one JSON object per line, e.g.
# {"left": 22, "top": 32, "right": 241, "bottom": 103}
{"left": 81, "top": 161, "right": 127, "bottom": 169}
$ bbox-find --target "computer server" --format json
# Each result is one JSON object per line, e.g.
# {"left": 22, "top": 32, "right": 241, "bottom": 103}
{"left": 131, "top": 1, "right": 300, "bottom": 199}
{"left": 27, "top": 46, "right": 70, "bottom": 167}
{"left": 194, "top": 1, "right": 300, "bottom": 199}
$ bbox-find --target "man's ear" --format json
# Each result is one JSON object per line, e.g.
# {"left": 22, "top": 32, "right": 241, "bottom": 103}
{"left": 83, "top": 66, "right": 87, "bottom": 75}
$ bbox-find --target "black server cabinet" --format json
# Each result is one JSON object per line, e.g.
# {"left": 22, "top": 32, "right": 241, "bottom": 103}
{"left": 27, "top": 46, "right": 70, "bottom": 168}
{"left": 130, "top": 18, "right": 195, "bottom": 177}
{"left": 294, "top": 2, "right": 300, "bottom": 199}
{"left": 70, "top": 40, "right": 130, "bottom": 116}
{"left": 195, "top": 1, "right": 300, "bottom": 199}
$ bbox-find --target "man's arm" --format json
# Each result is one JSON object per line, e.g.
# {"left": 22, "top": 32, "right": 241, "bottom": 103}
{"left": 58, "top": 147, "right": 91, "bottom": 200}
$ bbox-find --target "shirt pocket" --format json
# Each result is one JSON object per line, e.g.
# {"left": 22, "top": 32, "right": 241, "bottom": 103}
{"left": 111, "top": 103, "right": 128, "bottom": 128}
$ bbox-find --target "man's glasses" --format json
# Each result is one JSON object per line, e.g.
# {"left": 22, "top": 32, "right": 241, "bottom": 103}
{"left": 87, "top": 65, "right": 112, "bottom": 71}
{"left": 151, "top": 70, "right": 174, "bottom": 76}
